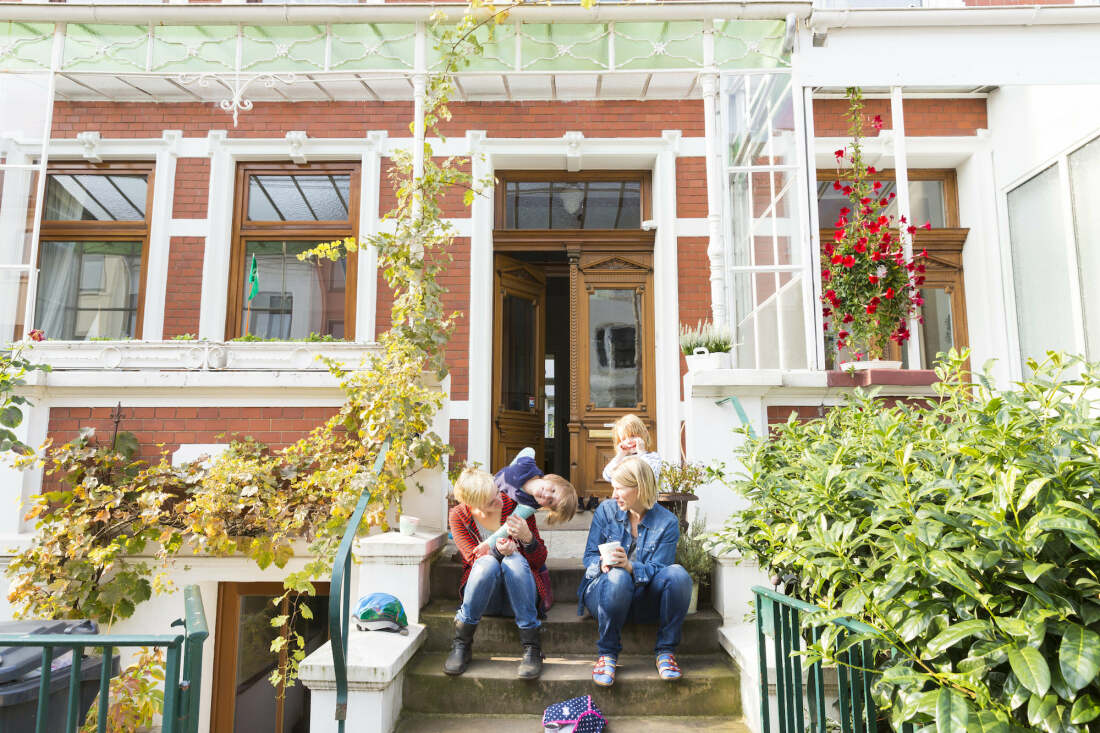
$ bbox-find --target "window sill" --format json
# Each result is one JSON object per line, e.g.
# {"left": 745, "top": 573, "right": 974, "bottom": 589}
{"left": 25, "top": 340, "right": 381, "bottom": 372}
{"left": 685, "top": 368, "right": 940, "bottom": 398}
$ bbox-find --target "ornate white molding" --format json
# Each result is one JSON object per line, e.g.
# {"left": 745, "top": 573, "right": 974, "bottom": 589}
{"left": 76, "top": 130, "right": 101, "bottom": 163}
{"left": 286, "top": 130, "right": 308, "bottom": 164}
{"left": 25, "top": 341, "right": 381, "bottom": 372}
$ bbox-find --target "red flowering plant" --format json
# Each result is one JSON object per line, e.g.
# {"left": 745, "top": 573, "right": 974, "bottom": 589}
{"left": 822, "top": 88, "right": 928, "bottom": 363}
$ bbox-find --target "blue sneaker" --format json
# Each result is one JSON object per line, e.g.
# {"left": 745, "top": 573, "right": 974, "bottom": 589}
{"left": 656, "top": 652, "right": 682, "bottom": 681}
{"left": 592, "top": 655, "right": 617, "bottom": 687}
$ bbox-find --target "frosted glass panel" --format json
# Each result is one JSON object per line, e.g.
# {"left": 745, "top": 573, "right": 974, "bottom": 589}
{"left": 247, "top": 175, "right": 351, "bottom": 222}
{"left": 46, "top": 175, "right": 148, "bottom": 221}
{"left": 1007, "top": 165, "right": 1077, "bottom": 362}
{"left": 1069, "top": 135, "right": 1100, "bottom": 359}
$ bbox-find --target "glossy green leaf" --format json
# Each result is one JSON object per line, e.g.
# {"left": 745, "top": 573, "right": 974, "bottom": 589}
{"left": 1070, "top": 693, "right": 1100, "bottom": 724}
{"left": 1059, "top": 624, "right": 1100, "bottom": 692}
{"left": 928, "top": 619, "right": 990, "bottom": 655}
{"left": 1009, "top": 647, "right": 1050, "bottom": 697}
{"left": 936, "top": 688, "right": 969, "bottom": 733}
{"left": 966, "top": 711, "right": 1009, "bottom": 733}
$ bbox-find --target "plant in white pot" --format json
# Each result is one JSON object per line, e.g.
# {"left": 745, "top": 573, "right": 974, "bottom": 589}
{"left": 823, "top": 88, "right": 929, "bottom": 371}
{"left": 679, "top": 320, "right": 732, "bottom": 372}
{"left": 675, "top": 517, "right": 712, "bottom": 614}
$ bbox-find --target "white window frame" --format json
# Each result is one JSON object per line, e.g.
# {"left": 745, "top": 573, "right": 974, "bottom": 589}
{"left": 1000, "top": 129, "right": 1099, "bottom": 376}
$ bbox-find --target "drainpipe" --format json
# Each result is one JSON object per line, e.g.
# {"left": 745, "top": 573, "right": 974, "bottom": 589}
{"left": 701, "top": 20, "right": 727, "bottom": 329}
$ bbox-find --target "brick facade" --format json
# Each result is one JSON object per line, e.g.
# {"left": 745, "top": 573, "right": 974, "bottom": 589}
{"left": 46, "top": 406, "right": 339, "bottom": 472}
{"left": 813, "top": 98, "right": 988, "bottom": 137}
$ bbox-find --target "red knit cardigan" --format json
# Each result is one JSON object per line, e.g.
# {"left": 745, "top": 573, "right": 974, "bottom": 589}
{"left": 448, "top": 495, "right": 550, "bottom": 612}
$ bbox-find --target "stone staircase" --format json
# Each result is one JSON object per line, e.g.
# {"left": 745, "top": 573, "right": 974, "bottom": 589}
{"left": 396, "top": 554, "right": 748, "bottom": 732}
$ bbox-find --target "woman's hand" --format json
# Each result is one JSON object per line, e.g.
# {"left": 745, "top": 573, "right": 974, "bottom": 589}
{"left": 473, "top": 541, "right": 490, "bottom": 559}
{"left": 601, "top": 546, "right": 633, "bottom": 575}
{"left": 505, "top": 514, "right": 533, "bottom": 545}
{"left": 496, "top": 536, "right": 517, "bottom": 556}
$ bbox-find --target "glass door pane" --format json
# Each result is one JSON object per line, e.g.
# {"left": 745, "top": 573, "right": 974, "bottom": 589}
{"left": 502, "top": 293, "right": 536, "bottom": 412}
{"left": 588, "top": 288, "right": 641, "bottom": 408}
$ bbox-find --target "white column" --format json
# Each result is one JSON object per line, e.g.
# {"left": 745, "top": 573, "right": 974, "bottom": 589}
{"left": 890, "top": 88, "right": 923, "bottom": 368}
{"left": 0, "top": 148, "right": 33, "bottom": 343}
{"left": 701, "top": 22, "right": 727, "bottom": 328}
{"left": 356, "top": 131, "right": 387, "bottom": 342}
{"left": 141, "top": 130, "right": 181, "bottom": 341}
{"left": 798, "top": 86, "right": 826, "bottom": 370}
{"left": 466, "top": 131, "right": 492, "bottom": 469}
{"left": 198, "top": 131, "right": 231, "bottom": 341}
{"left": 655, "top": 131, "right": 681, "bottom": 462}
{"left": 0, "top": 398, "right": 48, "bottom": 538}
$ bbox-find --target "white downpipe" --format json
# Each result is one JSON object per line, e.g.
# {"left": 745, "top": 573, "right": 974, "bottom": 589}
{"left": 890, "top": 87, "right": 922, "bottom": 369}
{"left": 701, "top": 20, "right": 727, "bottom": 329}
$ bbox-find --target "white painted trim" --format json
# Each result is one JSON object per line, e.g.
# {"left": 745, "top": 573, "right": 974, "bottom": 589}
{"left": 447, "top": 401, "right": 470, "bottom": 420}
{"left": 168, "top": 219, "right": 208, "bottom": 237}
{"left": 466, "top": 130, "right": 493, "bottom": 470}
{"left": 891, "top": 88, "right": 923, "bottom": 368}
{"left": 141, "top": 130, "right": 182, "bottom": 341}
{"left": 655, "top": 131, "right": 682, "bottom": 461}
{"left": 675, "top": 218, "right": 710, "bottom": 237}
{"left": 813, "top": 134, "right": 987, "bottom": 169}
{"left": 356, "top": 131, "right": 387, "bottom": 341}
{"left": 198, "top": 131, "right": 232, "bottom": 340}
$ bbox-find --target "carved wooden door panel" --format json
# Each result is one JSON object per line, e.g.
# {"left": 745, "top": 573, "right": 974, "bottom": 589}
{"left": 492, "top": 254, "right": 547, "bottom": 472}
{"left": 569, "top": 251, "right": 656, "bottom": 497}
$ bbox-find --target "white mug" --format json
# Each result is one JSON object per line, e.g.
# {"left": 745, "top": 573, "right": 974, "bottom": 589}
{"left": 399, "top": 515, "right": 419, "bottom": 536}
{"left": 598, "top": 540, "right": 622, "bottom": 566}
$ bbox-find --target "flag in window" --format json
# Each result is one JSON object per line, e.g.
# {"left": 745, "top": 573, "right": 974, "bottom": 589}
{"left": 247, "top": 253, "right": 259, "bottom": 302}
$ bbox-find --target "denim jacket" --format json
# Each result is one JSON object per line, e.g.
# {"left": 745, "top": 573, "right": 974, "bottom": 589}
{"left": 576, "top": 499, "right": 680, "bottom": 615}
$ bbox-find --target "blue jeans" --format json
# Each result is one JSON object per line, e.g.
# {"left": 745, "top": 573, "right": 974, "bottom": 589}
{"left": 583, "top": 564, "right": 692, "bottom": 656}
{"left": 457, "top": 554, "right": 540, "bottom": 630}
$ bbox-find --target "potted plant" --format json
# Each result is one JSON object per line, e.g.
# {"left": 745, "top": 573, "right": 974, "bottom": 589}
{"left": 679, "top": 320, "right": 733, "bottom": 372}
{"left": 675, "top": 517, "right": 712, "bottom": 614}
{"left": 822, "top": 87, "right": 928, "bottom": 370}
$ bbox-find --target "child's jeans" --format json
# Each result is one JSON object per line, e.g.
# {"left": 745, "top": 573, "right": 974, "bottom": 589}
{"left": 457, "top": 553, "right": 540, "bottom": 630}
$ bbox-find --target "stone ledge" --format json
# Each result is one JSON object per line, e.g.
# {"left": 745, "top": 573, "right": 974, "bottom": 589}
{"left": 355, "top": 531, "right": 447, "bottom": 563}
{"left": 300, "top": 623, "right": 426, "bottom": 691}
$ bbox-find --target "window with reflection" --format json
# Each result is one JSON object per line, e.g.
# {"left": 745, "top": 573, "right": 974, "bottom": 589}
{"left": 230, "top": 163, "right": 360, "bottom": 340}
{"left": 500, "top": 175, "right": 646, "bottom": 230}
{"left": 817, "top": 169, "right": 968, "bottom": 368}
{"left": 36, "top": 164, "right": 152, "bottom": 340}
{"left": 589, "top": 288, "right": 642, "bottom": 408}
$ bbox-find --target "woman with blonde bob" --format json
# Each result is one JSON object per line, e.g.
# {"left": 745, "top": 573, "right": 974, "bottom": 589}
{"left": 446, "top": 467, "right": 549, "bottom": 679}
{"left": 576, "top": 456, "right": 691, "bottom": 687}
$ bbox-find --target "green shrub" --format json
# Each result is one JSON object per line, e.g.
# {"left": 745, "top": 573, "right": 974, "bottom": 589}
{"left": 712, "top": 350, "right": 1100, "bottom": 732}
{"left": 676, "top": 517, "right": 712, "bottom": 588}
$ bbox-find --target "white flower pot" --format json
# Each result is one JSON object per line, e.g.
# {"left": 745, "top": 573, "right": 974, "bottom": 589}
{"left": 684, "top": 348, "right": 731, "bottom": 372}
{"left": 838, "top": 359, "right": 902, "bottom": 372}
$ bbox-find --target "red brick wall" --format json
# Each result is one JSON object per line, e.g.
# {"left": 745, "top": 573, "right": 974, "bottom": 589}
{"left": 677, "top": 235, "right": 710, "bottom": 396}
{"left": 46, "top": 406, "right": 338, "bottom": 470}
{"left": 676, "top": 157, "right": 708, "bottom": 219}
{"left": 448, "top": 419, "right": 468, "bottom": 465}
{"left": 172, "top": 158, "right": 210, "bottom": 218}
{"left": 52, "top": 101, "right": 704, "bottom": 140}
{"left": 813, "top": 98, "right": 987, "bottom": 137}
{"left": 164, "top": 237, "right": 205, "bottom": 338}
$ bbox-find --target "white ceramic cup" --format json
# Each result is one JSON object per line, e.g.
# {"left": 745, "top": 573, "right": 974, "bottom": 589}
{"left": 598, "top": 540, "right": 622, "bottom": 566}
{"left": 399, "top": 515, "right": 419, "bottom": 536}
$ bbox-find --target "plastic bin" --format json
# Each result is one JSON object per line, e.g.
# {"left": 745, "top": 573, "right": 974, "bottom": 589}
{"left": 0, "top": 620, "right": 120, "bottom": 733}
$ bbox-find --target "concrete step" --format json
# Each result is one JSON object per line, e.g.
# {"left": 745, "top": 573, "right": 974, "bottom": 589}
{"left": 402, "top": 653, "right": 741, "bottom": 717}
{"left": 421, "top": 600, "right": 723, "bottom": 655}
{"left": 431, "top": 557, "right": 587, "bottom": 603}
{"left": 395, "top": 713, "right": 752, "bottom": 732}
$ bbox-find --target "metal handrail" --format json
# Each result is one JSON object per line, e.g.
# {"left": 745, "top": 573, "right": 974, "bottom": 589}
{"left": 752, "top": 585, "right": 912, "bottom": 733}
{"left": 0, "top": 584, "right": 209, "bottom": 733}
{"left": 328, "top": 440, "right": 391, "bottom": 733}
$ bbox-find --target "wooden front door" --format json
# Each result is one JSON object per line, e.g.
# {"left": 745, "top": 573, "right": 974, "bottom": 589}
{"left": 569, "top": 250, "right": 656, "bottom": 497}
{"left": 492, "top": 254, "right": 547, "bottom": 471}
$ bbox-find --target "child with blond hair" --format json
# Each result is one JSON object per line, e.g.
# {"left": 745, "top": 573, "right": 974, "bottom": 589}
{"left": 601, "top": 414, "right": 663, "bottom": 484}
{"left": 494, "top": 447, "right": 577, "bottom": 526}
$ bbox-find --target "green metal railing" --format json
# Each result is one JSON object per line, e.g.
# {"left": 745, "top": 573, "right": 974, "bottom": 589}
{"left": 0, "top": 584, "right": 209, "bottom": 733}
{"left": 753, "top": 586, "right": 912, "bottom": 733}
{"left": 329, "top": 440, "right": 390, "bottom": 733}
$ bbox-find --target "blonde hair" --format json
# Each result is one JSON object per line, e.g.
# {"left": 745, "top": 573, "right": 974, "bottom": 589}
{"left": 453, "top": 467, "right": 495, "bottom": 509}
{"left": 610, "top": 456, "right": 658, "bottom": 510}
{"left": 542, "top": 474, "right": 577, "bottom": 525}
{"left": 612, "top": 414, "right": 651, "bottom": 450}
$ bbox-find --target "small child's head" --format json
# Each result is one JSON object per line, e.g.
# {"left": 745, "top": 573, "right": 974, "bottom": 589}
{"left": 453, "top": 466, "right": 498, "bottom": 511}
{"left": 524, "top": 474, "right": 577, "bottom": 525}
{"left": 612, "top": 414, "right": 651, "bottom": 451}
{"left": 610, "top": 456, "right": 658, "bottom": 511}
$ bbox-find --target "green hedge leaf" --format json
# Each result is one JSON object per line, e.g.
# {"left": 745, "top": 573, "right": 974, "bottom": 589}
{"left": 936, "top": 688, "right": 969, "bottom": 733}
{"left": 1059, "top": 624, "right": 1100, "bottom": 692}
{"left": 1008, "top": 647, "right": 1050, "bottom": 697}
{"left": 1070, "top": 693, "right": 1100, "bottom": 724}
{"left": 928, "top": 619, "right": 990, "bottom": 655}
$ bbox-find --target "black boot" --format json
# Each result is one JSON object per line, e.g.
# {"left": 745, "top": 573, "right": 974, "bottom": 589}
{"left": 443, "top": 620, "right": 476, "bottom": 676}
{"left": 517, "top": 626, "right": 544, "bottom": 679}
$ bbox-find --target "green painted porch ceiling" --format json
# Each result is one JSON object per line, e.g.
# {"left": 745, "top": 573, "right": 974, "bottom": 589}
{"left": 1, "top": 19, "right": 787, "bottom": 102}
